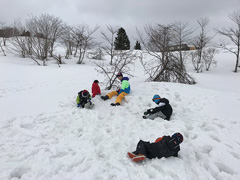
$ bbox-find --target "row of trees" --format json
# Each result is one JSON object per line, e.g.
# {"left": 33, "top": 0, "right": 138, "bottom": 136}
{"left": 0, "top": 15, "right": 139, "bottom": 66}
{"left": 0, "top": 11, "right": 239, "bottom": 88}
{"left": 91, "top": 11, "right": 239, "bottom": 88}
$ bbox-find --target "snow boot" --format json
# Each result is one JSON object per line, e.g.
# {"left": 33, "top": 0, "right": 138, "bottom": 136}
{"left": 127, "top": 152, "right": 137, "bottom": 159}
{"left": 111, "top": 103, "right": 120, "bottom": 106}
{"left": 164, "top": 117, "right": 170, "bottom": 121}
{"left": 84, "top": 102, "right": 94, "bottom": 109}
{"left": 88, "top": 104, "right": 94, "bottom": 109}
{"left": 101, "top": 95, "right": 109, "bottom": 101}
{"left": 132, "top": 154, "right": 146, "bottom": 162}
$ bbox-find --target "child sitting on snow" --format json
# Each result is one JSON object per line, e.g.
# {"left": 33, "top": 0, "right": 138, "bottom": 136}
{"left": 143, "top": 94, "right": 173, "bottom": 120}
{"left": 127, "top": 132, "right": 183, "bottom": 162}
{"left": 92, "top": 80, "right": 101, "bottom": 97}
{"left": 101, "top": 72, "right": 130, "bottom": 106}
{"left": 76, "top": 90, "right": 94, "bottom": 109}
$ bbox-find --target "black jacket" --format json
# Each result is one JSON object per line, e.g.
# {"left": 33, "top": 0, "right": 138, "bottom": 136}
{"left": 136, "top": 136, "right": 180, "bottom": 159}
{"left": 149, "top": 98, "right": 173, "bottom": 118}
{"left": 78, "top": 91, "right": 91, "bottom": 107}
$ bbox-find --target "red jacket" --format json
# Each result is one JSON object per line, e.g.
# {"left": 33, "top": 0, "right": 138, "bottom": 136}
{"left": 92, "top": 82, "right": 101, "bottom": 97}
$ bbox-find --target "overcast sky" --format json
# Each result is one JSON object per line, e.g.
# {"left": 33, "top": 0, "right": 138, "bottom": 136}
{"left": 0, "top": 0, "right": 239, "bottom": 44}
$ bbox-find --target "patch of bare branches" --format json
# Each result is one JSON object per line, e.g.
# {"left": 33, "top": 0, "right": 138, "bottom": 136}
{"left": 137, "top": 23, "right": 196, "bottom": 84}
{"left": 94, "top": 50, "right": 137, "bottom": 90}
{"left": 217, "top": 10, "right": 240, "bottom": 72}
{"left": 101, "top": 25, "right": 119, "bottom": 65}
{"left": 191, "top": 18, "right": 212, "bottom": 73}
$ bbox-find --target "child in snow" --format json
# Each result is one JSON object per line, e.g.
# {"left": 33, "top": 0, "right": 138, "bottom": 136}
{"left": 92, "top": 80, "right": 101, "bottom": 97}
{"left": 127, "top": 132, "right": 183, "bottom": 162}
{"left": 101, "top": 72, "right": 130, "bottom": 106}
{"left": 143, "top": 94, "right": 173, "bottom": 120}
{"left": 76, "top": 90, "right": 94, "bottom": 109}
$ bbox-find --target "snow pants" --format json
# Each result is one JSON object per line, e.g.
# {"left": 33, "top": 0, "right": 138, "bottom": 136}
{"left": 107, "top": 91, "right": 128, "bottom": 104}
{"left": 133, "top": 140, "right": 158, "bottom": 159}
{"left": 133, "top": 140, "right": 148, "bottom": 156}
{"left": 147, "top": 111, "right": 167, "bottom": 120}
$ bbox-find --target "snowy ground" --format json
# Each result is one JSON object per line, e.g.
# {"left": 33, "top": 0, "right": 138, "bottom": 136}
{"left": 0, "top": 50, "right": 240, "bottom": 180}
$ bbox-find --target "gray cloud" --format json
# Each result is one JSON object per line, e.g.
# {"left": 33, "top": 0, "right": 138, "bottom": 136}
{"left": 0, "top": 0, "right": 239, "bottom": 44}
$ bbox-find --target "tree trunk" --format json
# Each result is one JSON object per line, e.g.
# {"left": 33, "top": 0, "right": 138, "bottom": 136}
{"left": 234, "top": 40, "right": 240, "bottom": 72}
{"left": 235, "top": 54, "right": 239, "bottom": 72}
{"left": 3, "top": 38, "right": 6, "bottom": 46}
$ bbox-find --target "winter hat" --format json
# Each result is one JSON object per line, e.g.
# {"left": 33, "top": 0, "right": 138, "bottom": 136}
{"left": 116, "top": 72, "right": 123, "bottom": 77}
{"left": 152, "top": 94, "right": 161, "bottom": 104}
{"left": 172, "top": 133, "right": 183, "bottom": 144}
{"left": 81, "top": 90, "right": 88, "bottom": 97}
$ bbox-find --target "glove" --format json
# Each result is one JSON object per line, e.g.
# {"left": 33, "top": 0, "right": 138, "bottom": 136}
{"left": 77, "top": 103, "right": 81, "bottom": 108}
{"left": 144, "top": 111, "right": 148, "bottom": 115}
{"left": 147, "top": 109, "right": 153, "bottom": 114}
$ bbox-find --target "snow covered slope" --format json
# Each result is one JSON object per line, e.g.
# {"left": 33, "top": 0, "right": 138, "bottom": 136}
{"left": 0, "top": 51, "right": 240, "bottom": 180}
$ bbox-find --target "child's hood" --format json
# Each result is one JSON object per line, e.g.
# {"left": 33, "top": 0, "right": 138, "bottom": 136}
{"left": 121, "top": 77, "right": 129, "bottom": 81}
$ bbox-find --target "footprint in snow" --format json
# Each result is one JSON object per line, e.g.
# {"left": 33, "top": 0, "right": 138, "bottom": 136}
{"left": 209, "top": 134, "right": 221, "bottom": 142}
{"left": 214, "top": 162, "right": 236, "bottom": 175}
{"left": 229, "top": 152, "right": 240, "bottom": 159}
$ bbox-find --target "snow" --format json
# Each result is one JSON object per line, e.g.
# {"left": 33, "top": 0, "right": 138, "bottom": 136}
{"left": 0, "top": 50, "right": 240, "bottom": 180}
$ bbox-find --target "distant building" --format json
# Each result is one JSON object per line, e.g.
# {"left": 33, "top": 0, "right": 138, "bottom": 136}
{"left": 164, "top": 44, "right": 196, "bottom": 52}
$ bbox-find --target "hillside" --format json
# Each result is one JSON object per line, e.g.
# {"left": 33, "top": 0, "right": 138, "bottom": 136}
{"left": 0, "top": 51, "right": 240, "bottom": 180}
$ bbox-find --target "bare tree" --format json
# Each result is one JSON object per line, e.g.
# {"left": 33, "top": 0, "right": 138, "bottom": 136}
{"left": 101, "top": 25, "right": 119, "bottom": 65}
{"left": 0, "top": 22, "right": 18, "bottom": 46}
{"left": 192, "top": 18, "right": 211, "bottom": 73}
{"left": 25, "top": 15, "right": 50, "bottom": 65}
{"left": 0, "top": 21, "right": 6, "bottom": 49}
{"left": 48, "top": 17, "right": 64, "bottom": 57}
{"left": 217, "top": 10, "right": 240, "bottom": 72}
{"left": 0, "top": 39, "right": 6, "bottom": 56}
{"left": 70, "top": 24, "right": 98, "bottom": 64}
{"left": 0, "top": 22, "right": 6, "bottom": 56}
{"left": 52, "top": 54, "right": 63, "bottom": 67}
{"left": 172, "top": 21, "right": 194, "bottom": 71}
{"left": 94, "top": 50, "right": 136, "bottom": 90}
{"left": 0, "top": 21, "right": 7, "bottom": 47}
{"left": 6, "top": 20, "right": 41, "bottom": 65}
{"left": 9, "top": 35, "right": 27, "bottom": 58}
{"left": 10, "top": 35, "right": 41, "bottom": 65}
{"left": 137, "top": 24, "right": 196, "bottom": 84}
{"left": 9, "top": 21, "right": 26, "bottom": 57}
{"left": 25, "top": 14, "right": 64, "bottom": 65}
{"left": 87, "top": 47, "right": 104, "bottom": 60}
{"left": 202, "top": 48, "right": 218, "bottom": 71}
{"left": 60, "top": 25, "right": 74, "bottom": 59}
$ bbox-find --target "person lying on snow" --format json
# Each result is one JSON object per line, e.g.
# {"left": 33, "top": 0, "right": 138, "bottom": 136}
{"left": 143, "top": 94, "right": 173, "bottom": 120}
{"left": 92, "top": 80, "right": 101, "bottom": 98}
{"left": 101, "top": 72, "right": 130, "bottom": 106}
{"left": 127, "top": 132, "right": 183, "bottom": 162}
{"left": 76, "top": 90, "right": 94, "bottom": 109}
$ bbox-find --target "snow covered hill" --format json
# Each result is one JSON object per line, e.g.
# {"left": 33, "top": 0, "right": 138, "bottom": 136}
{"left": 0, "top": 51, "right": 240, "bottom": 180}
